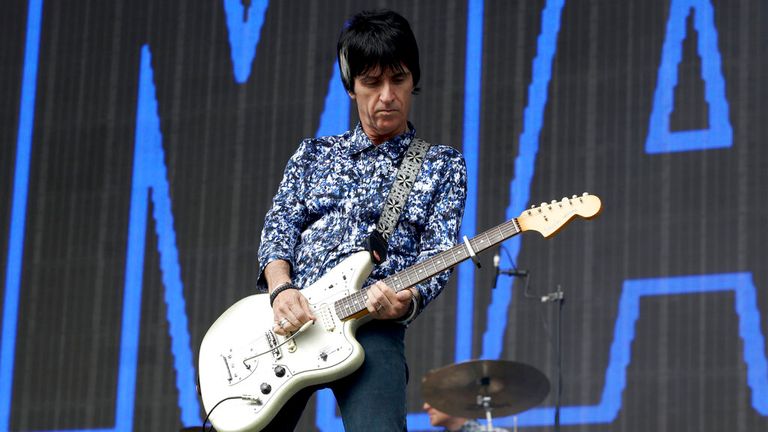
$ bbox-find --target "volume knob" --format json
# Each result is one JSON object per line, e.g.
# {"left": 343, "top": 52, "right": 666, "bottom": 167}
{"left": 260, "top": 383, "right": 272, "bottom": 394}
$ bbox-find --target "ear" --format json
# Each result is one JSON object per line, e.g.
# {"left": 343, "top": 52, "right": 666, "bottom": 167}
{"left": 348, "top": 91, "right": 356, "bottom": 100}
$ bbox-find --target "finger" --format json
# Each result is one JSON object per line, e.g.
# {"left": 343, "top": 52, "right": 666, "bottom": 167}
{"left": 372, "top": 293, "right": 391, "bottom": 315}
{"left": 365, "top": 297, "right": 383, "bottom": 316}
{"left": 366, "top": 297, "right": 378, "bottom": 314}
{"left": 364, "top": 285, "right": 380, "bottom": 305}
{"left": 368, "top": 283, "right": 391, "bottom": 306}
{"left": 298, "top": 295, "right": 316, "bottom": 321}
{"left": 376, "top": 281, "right": 398, "bottom": 305}
{"left": 273, "top": 321, "right": 288, "bottom": 336}
{"left": 286, "top": 302, "right": 313, "bottom": 327}
{"left": 282, "top": 309, "right": 302, "bottom": 330}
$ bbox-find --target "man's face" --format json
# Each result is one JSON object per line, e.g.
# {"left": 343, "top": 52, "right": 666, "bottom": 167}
{"left": 349, "top": 64, "right": 414, "bottom": 144}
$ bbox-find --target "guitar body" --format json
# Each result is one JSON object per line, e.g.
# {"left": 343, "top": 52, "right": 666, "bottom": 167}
{"left": 199, "top": 252, "right": 374, "bottom": 432}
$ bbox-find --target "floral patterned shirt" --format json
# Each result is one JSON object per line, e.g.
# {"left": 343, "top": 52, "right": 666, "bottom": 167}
{"left": 256, "top": 123, "right": 467, "bottom": 322}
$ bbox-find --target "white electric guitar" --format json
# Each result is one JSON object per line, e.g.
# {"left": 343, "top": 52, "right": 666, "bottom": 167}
{"left": 198, "top": 194, "right": 602, "bottom": 431}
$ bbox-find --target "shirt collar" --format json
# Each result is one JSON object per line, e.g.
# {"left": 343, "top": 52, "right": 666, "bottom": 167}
{"left": 345, "top": 122, "right": 417, "bottom": 159}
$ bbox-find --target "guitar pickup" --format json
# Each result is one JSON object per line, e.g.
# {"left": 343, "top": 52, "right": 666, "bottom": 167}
{"left": 317, "top": 304, "right": 336, "bottom": 332}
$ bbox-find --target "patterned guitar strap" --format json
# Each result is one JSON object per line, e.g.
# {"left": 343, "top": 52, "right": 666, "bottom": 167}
{"left": 366, "top": 137, "right": 432, "bottom": 265}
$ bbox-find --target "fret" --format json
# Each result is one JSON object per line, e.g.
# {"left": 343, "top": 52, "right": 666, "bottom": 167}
{"left": 503, "top": 222, "right": 513, "bottom": 237}
{"left": 389, "top": 275, "right": 399, "bottom": 291}
{"left": 477, "top": 232, "right": 489, "bottom": 249}
{"left": 472, "top": 236, "right": 483, "bottom": 252}
{"left": 405, "top": 271, "right": 415, "bottom": 287}
{"left": 417, "top": 264, "right": 426, "bottom": 280}
{"left": 401, "top": 272, "right": 410, "bottom": 287}
{"left": 453, "top": 245, "right": 466, "bottom": 265}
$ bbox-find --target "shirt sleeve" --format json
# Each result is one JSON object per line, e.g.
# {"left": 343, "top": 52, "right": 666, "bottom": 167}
{"left": 404, "top": 147, "right": 467, "bottom": 324}
{"left": 256, "top": 139, "right": 315, "bottom": 292}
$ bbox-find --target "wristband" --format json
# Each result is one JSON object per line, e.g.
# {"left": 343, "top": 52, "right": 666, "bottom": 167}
{"left": 269, "top": 282, "right": 299, "bottom": 307}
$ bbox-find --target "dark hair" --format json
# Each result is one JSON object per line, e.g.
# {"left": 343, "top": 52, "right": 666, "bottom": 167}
{"left": 337, "top": 10, "right": 421, "bottom": 94}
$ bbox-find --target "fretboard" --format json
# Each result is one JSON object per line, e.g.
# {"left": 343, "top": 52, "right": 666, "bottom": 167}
{"left": 333, "top": 217, "right": 522, "bottom": 320}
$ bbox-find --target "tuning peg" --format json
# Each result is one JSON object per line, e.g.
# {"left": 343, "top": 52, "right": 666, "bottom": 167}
{"left": 582, "top": 192, "right": 588, "bottom": 196}
{"left": 572, "top": 195, "right": 577, "bottom": 199}
{"left": 550, "top": 200, "right": 557, "bottom": 204}
{"left": 541, "top": 202, "right": 547, "bottom": 207}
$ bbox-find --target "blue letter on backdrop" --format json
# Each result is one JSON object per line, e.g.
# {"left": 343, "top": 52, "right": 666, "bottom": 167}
{"left": 115, "top": 45, "right": 201, "bottom": 430}
{"left": 0, "top": 0, "right": 43, "bottom": 429}
{"left": 645, "top": 0, "right": 732, "bottom": 153}
{"left": 223, "top": 0, "right": 269, "bottom": 83}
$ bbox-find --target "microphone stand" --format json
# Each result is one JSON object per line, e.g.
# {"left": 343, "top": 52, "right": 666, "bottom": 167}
{"left": 489, "top": 255, "right": 533, "bottom": 431}
{"left": 493, "top": 248, "right": 564, "bottom": 431}
{"left": 541, "top": 285, "right": 564, "bottom": 432}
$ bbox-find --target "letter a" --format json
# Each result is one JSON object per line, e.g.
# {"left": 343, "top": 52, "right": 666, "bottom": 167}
{"left": 645, "top": 0, "right": 732, "bottom": 153}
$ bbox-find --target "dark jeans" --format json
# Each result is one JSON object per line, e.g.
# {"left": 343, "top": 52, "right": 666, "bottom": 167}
{"left": 262, "top": 320, "right": 408, "bottom": 431}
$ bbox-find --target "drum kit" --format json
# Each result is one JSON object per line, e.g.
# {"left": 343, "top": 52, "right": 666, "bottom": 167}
{"left": 421, "top": 360, "right": 550, "bottom": 432}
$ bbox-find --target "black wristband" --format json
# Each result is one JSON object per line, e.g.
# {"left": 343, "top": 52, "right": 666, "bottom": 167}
{"left": 269, "top": 282, "right": 299, "bottom": 307}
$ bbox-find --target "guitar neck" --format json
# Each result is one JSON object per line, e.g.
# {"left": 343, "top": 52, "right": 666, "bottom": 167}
{"left": 333, "top": 218, "right": 522, "bottom": 321}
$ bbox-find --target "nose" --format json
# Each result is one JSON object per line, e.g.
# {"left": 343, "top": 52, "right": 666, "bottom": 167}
{"left": 379, "top": 81, "right": 395, "bottom": 103}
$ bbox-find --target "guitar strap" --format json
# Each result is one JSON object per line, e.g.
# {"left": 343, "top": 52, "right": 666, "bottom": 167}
{"left": 366, "top": 137, "right": 432, "bottom": 264}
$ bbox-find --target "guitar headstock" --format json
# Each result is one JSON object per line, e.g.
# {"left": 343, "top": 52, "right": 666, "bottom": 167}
{"left": 517, "top": 193, "right": 602, "bottom": 238}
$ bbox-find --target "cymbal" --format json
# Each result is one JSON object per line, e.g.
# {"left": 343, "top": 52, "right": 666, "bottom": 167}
{"left": 422, "top": 360, "right": 550, "bottom": 418}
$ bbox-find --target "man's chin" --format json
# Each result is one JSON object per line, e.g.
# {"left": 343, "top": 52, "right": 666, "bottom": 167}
{"left": 374, "top": 121, "right": 405, "bottom": 135}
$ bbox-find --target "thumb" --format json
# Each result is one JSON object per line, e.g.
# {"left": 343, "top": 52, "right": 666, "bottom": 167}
{"left": 396, "top": 289, "right": 414, "bottom": 302}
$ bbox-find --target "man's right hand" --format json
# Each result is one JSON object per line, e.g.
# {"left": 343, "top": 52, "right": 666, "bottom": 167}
{"left": 271, "top": 288, "right": 315, "bottom": 336}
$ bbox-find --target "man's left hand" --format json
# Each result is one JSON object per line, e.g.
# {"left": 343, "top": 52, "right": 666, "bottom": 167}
{"left": 365, "top": 281, "right": 415, "bottom": 320}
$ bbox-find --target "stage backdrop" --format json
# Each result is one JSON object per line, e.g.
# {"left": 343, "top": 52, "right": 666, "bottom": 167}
{"left": 2, "top": 0, "right": 767, "bottom": 430}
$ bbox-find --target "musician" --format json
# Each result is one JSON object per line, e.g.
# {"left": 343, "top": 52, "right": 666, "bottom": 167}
{"left": 256, "top": 9, "right": 467, "bottom": 431}
{"left": 423, "top": 402, "right": 509, "bottom": 432}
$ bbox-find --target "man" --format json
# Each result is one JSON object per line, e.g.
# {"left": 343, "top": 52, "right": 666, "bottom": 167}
{"left": 257, "top": 9, "right": 467, "bottom": 431}
{"left": 423, "top": 402, "right": 509, "bottom": 432}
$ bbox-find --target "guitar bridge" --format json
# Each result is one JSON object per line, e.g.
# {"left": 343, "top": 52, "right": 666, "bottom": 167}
{"left": 266, "top": 330, "right": 282, "bottom": 360}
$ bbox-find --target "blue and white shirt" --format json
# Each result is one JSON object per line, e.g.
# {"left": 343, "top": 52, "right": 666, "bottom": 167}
{"left": 257, "top": 123, "right": 467, "bottom": 322}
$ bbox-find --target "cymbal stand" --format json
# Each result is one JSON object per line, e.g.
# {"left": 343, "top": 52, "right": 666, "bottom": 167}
{"left": 477, "top": 376, "right": 495, "bottom": 432}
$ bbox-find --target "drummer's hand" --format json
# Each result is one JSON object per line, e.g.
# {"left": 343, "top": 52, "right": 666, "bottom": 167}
{"left": 365, "top": 281, "right": 415, "bottom": 320}
{"left": 272, "top": 288, "right": 315, "bottom": 336}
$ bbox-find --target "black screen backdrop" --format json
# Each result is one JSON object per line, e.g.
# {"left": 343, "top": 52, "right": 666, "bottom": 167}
{"left": 1, "top": 0, "right": 766, "bottom": 431}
